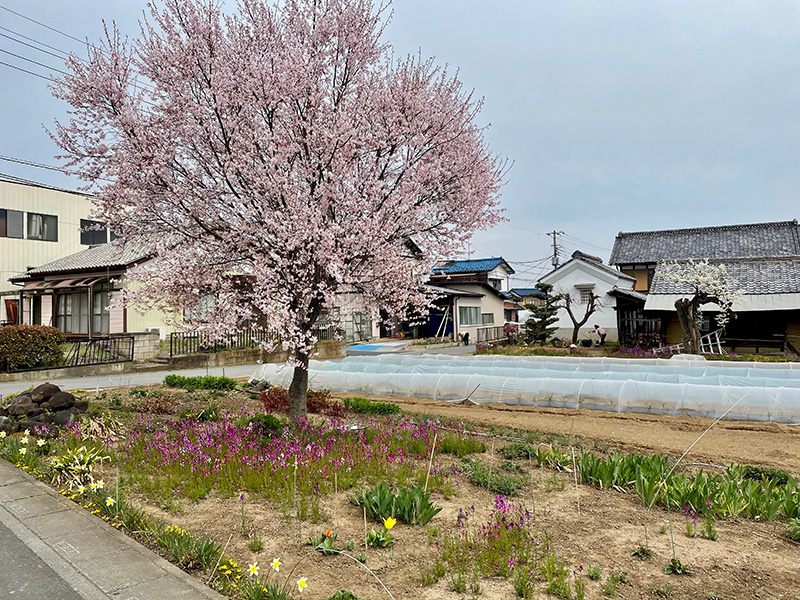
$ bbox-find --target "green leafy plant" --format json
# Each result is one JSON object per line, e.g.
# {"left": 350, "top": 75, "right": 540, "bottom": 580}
{"left": 664, "top": 557, "right": 692, "bottom": 575}
{"left": 50, "top": 445, "right": 110, "bottom": 487}
{"left": 786, "top": 518, "right": 800, "bottom": 541}
{"left": 154, "top": 524, "right": 221, "bottom": 571}
{"left": 461, "top": 457, "right": 526, "bottom": 496}
{"left": 649, "top": 583, "right": 675, "bottom": 598}
{"left": 498, "top": 443, "right": 537, "bottom": 460}
{"left": 421, "top": 561, "right": 446, "bottom": 586}
{"left": 366, "top": 528, "right": 395, "bottom": 548}
{"left": 163, "top": 374, "right": 237, "bottom": 391}
{"left": 631, "top": 545, "right": 654, "bottom": 560}
{"left": 326, "top": 591, "right": 364, "bottom": 600}
{"left": 343, "top": 396, "right": 401, "bottom": 415}
{"left": 349, "top": 482, "right": 442, "bottom": 525}
{"left": 701, "top": 516, "right": 718, "bottom": 541}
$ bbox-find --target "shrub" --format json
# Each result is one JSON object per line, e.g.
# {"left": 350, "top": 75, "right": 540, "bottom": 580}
{"left": 498, "top": 443, "right": 537, "bottom": 460}
{"left": 461, "top": 457, "right": 526, "bottom": 496}
{"left": 343, "top": 396, "right": 401, "bottom": 415}
{"left": 0, "top": 325, "right": 64, "bottom": 370}
{"left": 246, "top": 414, "right": 285, "bottom": 437}
{"left": 163, "top": 374, "right": 237, "bottom": 391}
{"left": 260, "top": 387, "right": 347, "bottom": 418}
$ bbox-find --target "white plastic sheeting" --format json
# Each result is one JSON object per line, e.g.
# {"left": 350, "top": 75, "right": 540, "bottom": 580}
{"left": 252, "top": 354, "right": 800, "bottom": 423}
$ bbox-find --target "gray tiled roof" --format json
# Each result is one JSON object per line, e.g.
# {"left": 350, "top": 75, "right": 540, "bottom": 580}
{"left": 649, "top": 257, "right": 800, "bottom": 296}
{"left": 609, "top": 220, "right": 800, "bottom": 265}
{"left": 13, "top": 240, "right": 153, "bottom": 279}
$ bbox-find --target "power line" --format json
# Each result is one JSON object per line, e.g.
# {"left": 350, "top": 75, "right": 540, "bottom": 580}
{"left": 0, "top": 46, "right": 71, "bottom": 77}
{"left": 0, "top": 154, "right": 113, "bottom": 183}
{"left": 0, "top": 59, "right": 51, "bottom": 81}
{"left": 0, "top": 4, "right": 98, "bottom": 50}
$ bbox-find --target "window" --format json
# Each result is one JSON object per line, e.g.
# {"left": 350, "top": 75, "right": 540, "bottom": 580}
{"left": 459, "top": 306, "right": 480, "bottom": 326}
{"left": 580, "top": 289, "right": 594, "bottom": 304}
{"left": 27, "top": 212, "right": 58, "bottom": 241}
{"left": 481, "top": 313, "right": 494, "bottom": 325}
{"left": 56, "top": 290, "right": 109, "bottom": 335}
{"left": 80, "top": 219, "right": 107, "bottom": 245}
{"left": 489, "top": 278, "right": 502, "bottom": 290}
{"left": 0, "top": 209, "right": 23, "bottom": 238}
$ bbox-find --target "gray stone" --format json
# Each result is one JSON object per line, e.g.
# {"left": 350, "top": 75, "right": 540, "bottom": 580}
{"left": 0, "top": 415, "right": 18, "bottom": 434}
{"left": 16, "top": 420, "right": 59, "bottom": 438}
{"left": 3, "top": 391, "right": 32, "bottom": 408}
{"left": 31, "top": 383, "right": 60, "bottom": 404}
{"left": 53, "top": 410, "right": 75, "bottom": 426}
{"left": 30, "top": 413, "right": 55, "bottom": 424}
{"left": 73, "top": 400, "right": 89, "bottom": 412}
{"left": 7, "top": 402, "right": 37, "bottom": 417}
{"left": 41, "top": 392, "right": 75, "bottom": 412}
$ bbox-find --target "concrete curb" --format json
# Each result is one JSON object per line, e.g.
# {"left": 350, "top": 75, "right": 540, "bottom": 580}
{"left": 0, "top": 458, "right": 226, "bottom": 600}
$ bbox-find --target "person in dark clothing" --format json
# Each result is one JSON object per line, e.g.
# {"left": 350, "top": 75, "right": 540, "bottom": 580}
{"left": 593, "top": 324, "right": 606, "bottom": 347}
{"left": 463, "top": 331, "right": 470, "bottom": 346}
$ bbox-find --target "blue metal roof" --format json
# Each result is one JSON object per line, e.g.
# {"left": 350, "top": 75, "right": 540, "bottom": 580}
{"left": 433, "top": 257, "right": 509, "bottom": 274}
{"left": 510, "top": 287, "right": 542, "bottom": 297}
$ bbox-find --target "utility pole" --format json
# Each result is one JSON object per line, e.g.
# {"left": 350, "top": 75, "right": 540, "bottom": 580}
{"left": 548, "top": 230, "right": 564, "bottom": 268}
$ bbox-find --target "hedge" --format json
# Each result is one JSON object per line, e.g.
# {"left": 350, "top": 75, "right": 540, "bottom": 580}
{"left": 0, "top": 325, "right": 65, "bottom": 371}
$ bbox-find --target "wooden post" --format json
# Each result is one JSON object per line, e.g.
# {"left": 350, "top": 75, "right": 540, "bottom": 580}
{"left": 424, "top": 431, "right": 438, "bottom": 493}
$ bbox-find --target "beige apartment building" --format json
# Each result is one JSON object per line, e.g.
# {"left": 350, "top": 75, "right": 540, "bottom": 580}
{"left": 0, "top": 174, "right": 109, "bottom": 326}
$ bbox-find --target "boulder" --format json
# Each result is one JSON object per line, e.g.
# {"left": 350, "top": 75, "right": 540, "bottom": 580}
{"left": 40, "top": 392, "right": 75, "bottom": 412}
{"left": 53, "top": 410, "right": 75, "bottom": 426}
{"left": 31, "top": 383, "right": 60, "bottom": 404}
{"left": 4, "top": 392, "right": 33, "bottom": 408}
{"left": 16, "top": 420, "right": 59, "bottom": 438}
{"left": 0, "top": 416, "right": 18, "bottom": 435}
{"left": 6, "top": 403, "right": 37, "bottom": 417}
{"left": 73, "top": 400, "right": 89, "bottom": 412}
{"left": 30, "top": 413, "right": 55, "bottom": 424}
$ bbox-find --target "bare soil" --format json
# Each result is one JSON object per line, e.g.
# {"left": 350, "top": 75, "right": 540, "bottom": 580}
{"left": 96, "top": 387, "right": 800, "bottom": 599}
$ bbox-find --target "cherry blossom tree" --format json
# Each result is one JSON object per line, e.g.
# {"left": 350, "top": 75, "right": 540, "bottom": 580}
{"left": 659, "top": 260, "right": 744, "bottom": 354}
{"left": 50, "top": 0, "right": 505, "bottom": 420}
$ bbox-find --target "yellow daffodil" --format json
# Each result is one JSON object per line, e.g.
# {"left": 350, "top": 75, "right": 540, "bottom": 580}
{"left": 20, "top": 436, "right": 28, "bottom": 444}
{"left": 106, "top": 497, "right": 115, "bottom": 507}
{"left": 37, "top": 439, "right": 46, "bottom": 447}
{"left": 383, "top": 516, "right": 396, "bottom": 530}
{"left": 271, "top": 558, "right": 281, "bottom": 573}
{"left": 297, "top": 577, "right": 308, "bottom": 592}
{"left": 248, "top": 562, "right": 259, "bottom": 577}
{"left": 18, "top": 447, "right": 26, "bottom": 455}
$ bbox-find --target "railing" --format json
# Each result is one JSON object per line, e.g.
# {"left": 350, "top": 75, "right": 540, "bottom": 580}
{"left": 476, "top": 325, "right": 506, "bottom": 343}
{"left": 63, "top": 335, "right": 135, "bottom": 367}
{"left": 2, "top": 335, "right": 135, "bottom": 373}
{"left": 169, "top": 326, "right": 338, "bottom": 357}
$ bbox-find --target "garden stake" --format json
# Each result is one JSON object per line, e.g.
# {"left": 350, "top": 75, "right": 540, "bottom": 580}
{"left": 424, "top": 431, "right": 438, "bottom": 492}
{"left": 207, "top": 532, "right": 233, "bottom": 584}
{"left": 571, "top": 448, "right": 580, "bottom": 515}
{"left": 363, "top": 506, "right": 368, "bottom": 557}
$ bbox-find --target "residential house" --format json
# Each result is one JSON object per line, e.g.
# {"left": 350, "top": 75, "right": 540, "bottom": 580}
{"left": 537, "top": 250, "right": 639, "bottom": 343}
{"left": 609, "top": 220, "right": 800, "bottom": 353}
{"left": 426, "top": 257, "right": 515, "bottom": 342}
{"left": 0, "top": 174, "right": 112, "bottom": 325}
{"left": 8, "top": 240, "right": 168, "bottom": 337}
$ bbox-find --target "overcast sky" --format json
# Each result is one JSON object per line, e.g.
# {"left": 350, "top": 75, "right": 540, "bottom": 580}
{"left": 1, "top": 0, "right": 799, "bottom": 286}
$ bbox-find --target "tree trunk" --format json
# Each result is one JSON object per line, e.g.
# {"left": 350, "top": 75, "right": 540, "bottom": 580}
{"left": 289, "top": 352, "right": 309, "bottom": 423}
{"left": 674, "top": 298, "right": 700, "bottom": 354}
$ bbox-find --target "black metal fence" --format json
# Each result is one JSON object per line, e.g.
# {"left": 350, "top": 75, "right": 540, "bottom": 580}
{"left": 63, "top": 335, "right": 135, "bottom": 367}
{"left": 2, "top": 335, "right": 135, "bottom": 373}
{"left": 169, "top": 327, "right": 338, "bottom": 357}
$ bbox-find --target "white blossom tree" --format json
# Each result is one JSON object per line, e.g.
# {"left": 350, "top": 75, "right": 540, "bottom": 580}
{"left": 50, "top": 0, "right": 505, "bottom": 420}
{"left": 659, "top": 260, "right": 744, "bottom": 354}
